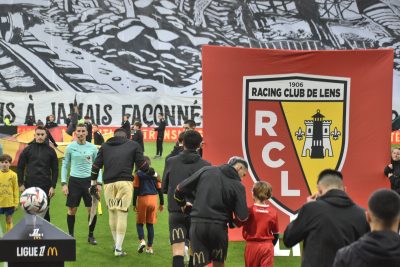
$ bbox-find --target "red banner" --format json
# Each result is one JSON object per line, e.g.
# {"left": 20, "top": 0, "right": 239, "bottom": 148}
{"left": 202, "top": 46, "right": 393, "bottom": 238}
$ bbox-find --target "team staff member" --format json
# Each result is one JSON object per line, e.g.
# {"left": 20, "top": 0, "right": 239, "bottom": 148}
{"left": 131, "top": 121, "right": 144, "bottom": 151}
{"left": 122, "top": 114, "right": 131, "bottom": 138}
{"left": 162, "top": 131, "right": 210, "bottom": 267}
{"left": 154, "top": 113, "right": 166, "bottom": 158}
{"left": 61, "top": 124, "right": 102, "bottom": 244}
{"left": 283, "top": 169, "right": 370, "bottom": 267}
{"left": 93, "top": 124, "right": 104, "bottom": 145}
{"left": 91, "top": 128, "right": 152, "bottom": 256}
{"left": 174, "top": 157, "right": 249, "bottom": 267}
{"left": 18, "top": 126, "right": 58, "bottom": 222}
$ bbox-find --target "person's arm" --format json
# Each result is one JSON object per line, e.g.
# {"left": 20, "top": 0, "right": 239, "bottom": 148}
{"left": 283, "top": 204, "right": 313, "bottom": 247}
{"left": 174, "top": 167, "right": 207, "bottom": 207}
{"left": 333, "top": 247, "right": 350, "bottom": 267}
{"left": 47, "top": 129, "right": 58, "bottom": 147}
{"left": 93, "top": 147, "right": 103, "bottom": 184}
{"left": 132, "top": 174, "right": 139, "bottom": 209}
{"left": 384, "top": 164, "right": 393, "bottom": 177}
{"left": 134, "top": 146, "right": 150, "bottom": 174}
{"left": 156, "top": 175, "right": 164, "bottom": 207}
{"left": 161, "top": 161, "right": 170, "bottom": 194}
{"left": 12, "top": 172, "right": 19, "bottom": 207}
{"left": 61, "top": 146, "right": 71, "bottom": 185}
{"left": 91, "top": 146, "right": 104, "bottom": 181}
{"left": 50, "top": 148, "right": 58, "bottom": 188}
{"left": 272, "top": 212, "right": 280, "bottom": 245}
{"left": 233, "top": 184, "right": 249, "bottom": 222}
{"left": 17, "top": 147, "right": 28, "bottom": 186}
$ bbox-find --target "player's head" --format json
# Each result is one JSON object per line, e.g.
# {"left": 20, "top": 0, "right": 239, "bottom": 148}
{"left": 133, "top": 121, "right": 142, "bottom": 130}
{"left": 252, "top": 181, "right": 272, "bottom": 202}
{"left": 92, "top": 123, "right": 99, "bottom": 132}
{"left": 183, "top": 130, "right": 202, "bottom": 150}
{"left": 317, "top": 169, "right": 344, "bottom": 196}
{"left": 228, "top": 156, "right": 248, "bottom": 179}
{"left": 177, "top": 131, "right": 185, "bottom": 145}
{"left": 114, "top": 128, "right": 127, "bottom": 138}
{"left": 48, "top": 114, "right": 55, "bottom": 122}
{"left": 144, "top": 156, "right": 151, "bottom": 167}
{"left": 391, "top": 147, "right": 400, "bottom": 161}
{"left": 183, "top": 119, "right": 196, "bottom": 131}
{"left": 367, "top": 189, "right": 400, "bottom": 231}
{"left": 84, "top": 115, "right": 91, "bottom": 123}
{"left": 34, "top": 126, "right": 47, "bottom": 143}
{"left": 123, "top": 114, "right": 129, "bottom": 121}
{"left": 68, "top": 113, "right": 72, "bottom": 118}
{"left": 76, "top": 123, "right": 88, "bottom": 142}
{"left": 0, "top": 154, "right": 12, "bottom": 172}
{"left": 157, "top": 113, "right": 164, "bottom": 120}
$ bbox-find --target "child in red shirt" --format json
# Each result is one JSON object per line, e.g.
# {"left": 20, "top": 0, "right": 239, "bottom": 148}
{"left": 242, "top": 181, "right": 279, "bottom": 267}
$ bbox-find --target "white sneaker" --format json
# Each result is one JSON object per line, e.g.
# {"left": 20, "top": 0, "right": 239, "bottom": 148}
{"left": 114, "top": 249, "right": 127, "bottom": 257}
{"left": 137, "top": 240, "right": 146, "bottom": 253}
{"left": 145, "top": 247, "right": 154, "bottom": 254}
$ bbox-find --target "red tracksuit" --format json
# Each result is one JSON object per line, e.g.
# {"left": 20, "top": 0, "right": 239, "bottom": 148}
{"left": 242, "top": 203, "right": 279, "bottom": 267}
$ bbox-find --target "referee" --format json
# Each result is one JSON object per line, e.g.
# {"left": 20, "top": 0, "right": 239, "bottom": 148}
{"left": 61, "top": 123, "right": 102, "bottom": 244}
{"left": 174, "top": 157, "right": 249, "bottom": 267}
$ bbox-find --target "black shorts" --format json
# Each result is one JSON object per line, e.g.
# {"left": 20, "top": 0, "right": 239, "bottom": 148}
{"left": 190, "top": 222, "right": 228, "bottom": 267}
{"left": 169, "top": 212, "right": 190, "bottom": 244}
{"left": 66, "top": 177, "right": 92, "bottom": 208}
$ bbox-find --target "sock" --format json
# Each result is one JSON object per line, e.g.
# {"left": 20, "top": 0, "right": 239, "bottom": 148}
{"left": 44, "top": 208, "right": 50, "bottom": 222}
{"left": 115, "top": 210, "right": 128, "bottom": 250}
{"left": 137, "top": 224, "right": 144, "bottom": 241}
{"left": 146, "top": 223, "right": 154, "bottom": 246}
{"left": 173, "top": 256, "right": 185, "bottom": 267}
{"left": 88, "top": 214, "right": 97, "bottom": 237}
{"left": 67, "top": 214, "right": 75, "bottom": 236}
{"left": 6, "top": 222, "right": 13, "bottom": 232}
{"left": 109, "top": 209, "right": 117, "bottom": 243}
{"left": 97, "top": 201, "right": 103, "bottom": 215}
{"left": 188, "top": 256, "right": 194, "bottom": 267}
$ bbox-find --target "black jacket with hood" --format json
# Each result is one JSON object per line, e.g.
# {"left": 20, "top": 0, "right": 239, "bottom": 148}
{"left": 384, "top": 160, "right": 400, "bottom": 194}
{"left": 162, "top": 149, "right": 210, "bottom": 213}
{"left": 334, "top": 230, "right": 400, "bottom": 267}
{"left": 17, "top": 140, "right": 58, "bottom": 189}
{"left": 283, "top": 189, "right": 370, "bottom": 267}
{"left": 92, "top": 136, "right": 148, "bottom": 184}
{"left": 174, "top": 164, "right": 248, "bottom": 224}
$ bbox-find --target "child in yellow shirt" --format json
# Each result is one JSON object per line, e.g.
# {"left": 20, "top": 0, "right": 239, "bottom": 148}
{"left": 0, "top": 154, "right": 19, "bottom": 232}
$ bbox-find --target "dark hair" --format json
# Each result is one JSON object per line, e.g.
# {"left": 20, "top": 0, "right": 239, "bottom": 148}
{"left": 0, "top": 154, "right": 12, "bottom": 163}
{"left": 158, "top": 113, "right": 164, "bottom": 116}
{"left": 92, "top": 123, "right": 98, "bottom": 127}
{"left": 114, "top": 128, "right": 127, "bottom": 138}
{"left": 252, "top": 181, "right": 272, "bottom": 201}
{"left": 183, "top": 130, "right": 202, "bottom": 150}
{"left": 228, "top": 156, "right": 248, "bottom": 169}
{"left": 317, "top": 169, "right": 343, "bottom": 183}
{"left": 178, "top": 131, "right": 185, "bottom": 144}
{"left": 184, "top": 119, "right": 196, "bottom": 129}
{"left": 35, "top": 125, "right": 46, "bottom": 132}
{"left": 76, "top": 123, "right": 87, "bottom": 129}
{"left": 134, "top": 121, "right": 142, "bottom": 128}
{"left": 84, "top": 115, "right": 90, "bottom": 120}
{"left": 144, "top": 156, "right": 151, "bottom": 166}
{"left": 369, "top": 189, "right": 400, "bottom": 228}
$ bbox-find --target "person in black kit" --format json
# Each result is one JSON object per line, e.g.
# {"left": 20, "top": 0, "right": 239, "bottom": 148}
{"left": 84, "top": 116, "right": 93, "bottom": 143}
{"left": 66, "top": 105, "right": 80, "bottom": 136}
{"left": 17, "top": 126, "right": 58, "bottom": 222}
{"left": 154, "top": 113, "right": 166, "bottom": 158}
{"left": 25, "top": 116, "right": 35, "bottom": 126}
{"left": 45, "top": 114, "right": 58, "bottom": 129}
{"left": 334, "top": 188, "right": 400, "bottom": 267}
{"left": 121, "top": 114, "right": 131, "bottom": 138}
{"left": 283, "top": 169, "right": 370, "bottom": 267}
{"left": 162, "top": 130, "right": 210, "bottom": 267}
{"left": 90, "top": 128, "right": 154, "bottom": 256}
{"left": 182, "top": 119, "right": 203, "bottom": 157}
{"left": 174, "top": 156, "right": 249, "bottom": 267}
{"left": 92, "top": 124, "right": 104, "bottom": 146}
{"left": 37, "top": 120, "right": 58, "bottom": 148}
{"left": 165, "top": 132, "right": 185, "bottom": 162}
{"left": 132, "top": 121, "right": 144, "bottom": 152}
{"left": 384, "top": 147, "right": 400, "bottom": 195}
{"left": 66, "top": 114, "right": 72, "bottom": 128}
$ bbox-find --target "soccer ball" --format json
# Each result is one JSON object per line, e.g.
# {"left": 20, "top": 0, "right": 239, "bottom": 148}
{"left": 20, "top": 187, "right": 48, "bottom": 215}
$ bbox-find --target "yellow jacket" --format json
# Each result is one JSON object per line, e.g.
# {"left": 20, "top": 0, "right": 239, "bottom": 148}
{"left": 0, "top": 170, "right": 19, "bottom": 208}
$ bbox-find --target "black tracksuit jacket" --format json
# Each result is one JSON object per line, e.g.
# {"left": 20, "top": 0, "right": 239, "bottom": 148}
{"left": 17, "top": 141, "right": 58, "bottom": 188}
{"left": 283, "top": 189, "right": 370, "bottom": 267}
{"left": 334, "top": 230, "right": 400, "bottom": 267}
{"left": 162, "top": 149, "right": 210, "bottom": 213}
{"left": 174, "top": 164, "right": 248, "bottom": 224}
{"left": 91, "top": 137, "right": 148, "bottom": 184}
{"left": 384, "top": 160, "right": 400, "bottom": 194}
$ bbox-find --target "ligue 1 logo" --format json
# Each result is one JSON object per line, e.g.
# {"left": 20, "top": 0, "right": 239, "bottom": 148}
{"left": 242, "top": 73, "right": 350, "bottom": 215}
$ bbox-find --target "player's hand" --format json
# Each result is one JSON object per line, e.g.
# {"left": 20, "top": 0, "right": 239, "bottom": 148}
{"left": 133, "top": 206, "right": 137, "bottom": 212}
{"left": 389, "top": 164, "right": 393, "bottom": 169}
{"left": 159, "top": 205, "right": 164, "bottom": 212}
{"left": 48, "top": 187, "right": 55, "bottom": 198}
{"left": 62, "top": 184, "right": 69, "bottom": 196}
{"left": 181, "top": 202, "right": 192, "bottom": 214}
{"left": 19, "top": 185, "right": 25, "bottom": 193}
{"left": 307, "top": 193, "right": 318, "bottom": 203}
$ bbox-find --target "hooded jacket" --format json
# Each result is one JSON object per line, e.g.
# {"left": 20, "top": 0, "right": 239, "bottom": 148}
{"left": 174, "top": 164, "right": 248, "bottom": 224}
{"left": 283, "top": 189, "right": 370, "bottom": 267}
{"left": 384, "top": 160, "right": 400, "bottom": 194}
{"left": 17, "top": 140, "right": 58, "bottom": 189}
{"left": 334, "top": 231, "right": 400, "bottom": 267}
{"left": 91, "top": 136, "right": 148, "bottom": 184}
{"left": 162, "top": 149, "right": 210, "bottom": 213}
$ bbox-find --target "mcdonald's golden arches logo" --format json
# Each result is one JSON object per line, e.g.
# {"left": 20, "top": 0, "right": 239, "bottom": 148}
{"left": 172, "top": 228, "right": 184, "bottom": 241}
{"left": 193, "top": 251, "right": 205, "bottom": 265}
{"left": 47, "top": 247, "right": 58, "bottom": 256}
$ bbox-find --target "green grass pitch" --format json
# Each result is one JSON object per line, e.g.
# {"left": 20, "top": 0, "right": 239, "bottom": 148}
{"left": 0, "top": 142, "right": 301, "bottom": 266}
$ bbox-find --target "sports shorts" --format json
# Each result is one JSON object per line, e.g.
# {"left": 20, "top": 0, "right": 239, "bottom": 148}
{"left": 190, "top": 222, "right": 228, "bottom": 267}
{"left": 0, "top": 207, "right": 15, "bottom": 215}
{"left": 169, "top": 212, "right": 189, "bottom": 244}
{"left": 104, "top": 181, "right": 133, "bottom": 211}
{"left": 136, "top": 194, "right": 158, "bottom": 224}
{"left": 245, "top": 241, "right": 274, "bottom": 267}
{"left": 66, "top": 176, "right": 92, "bottom": 208}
